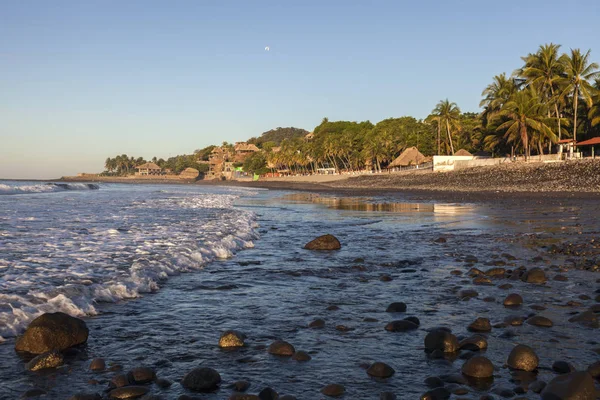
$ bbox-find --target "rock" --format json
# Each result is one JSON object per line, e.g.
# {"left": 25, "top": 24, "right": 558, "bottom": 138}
{"left": 507, "top": 344, "right": 539, "bottom": 372}
{"left": 379, "top": 274, "right": 393, "bottom": 282}
{"left": 308, "top": 318, "right": 325, "bottom": 328}
{"left": 231, "top": 381, "right": 250, "bottom": 392}
{"left": 304, "top": 234, "right": 341, "bottom": 250}
{"left": 367, "top": 362, "right": 395, "bottom": 378}
{"left": 90, "top": 358, "right": 106, "bottom": 371}
{"left": 588, "top": 361, "right": 600, "bottom": 379}
{"left": 541, "top": 371, "right": 597, "bottom": 399}
{"left": 434, "top": 237, "right": 447, "bottom": 243}
{"left": 335, "top": 325, "right": 353, "bottom": 332}
{"left": 267, "top": 340, "right": 295, "bottom": 356}
{"left": 420, "top": 387, "right": 451, "bottom": 400}
{"left": 568, "top": 311, "right": 599, "bottom": 328}
{"left": 229, "top": 394, "right": 260, "bottom": 400}
{"left": 526, "top": 315, "right": 553, "bottom": 327}
{"left": 279, "top": 396, "right": 296, "bottom": 400}
{"left": 530, "top": 380, "right": 547, "bottom": 393}
{"left": 380, "top": 392, "right": 396, "bottom": 400}
{"left": 21, "top": 389, "right": 47, "bottom": 398}
{"left": 155, "top": 378, "right": 172, "bottom": 388}
{"left": 258, "top": 387, "right": 278, "bottom": 400}
{"left": 386, "top": 302, "right": 407, "bottom": 312}
{"left": 504, "top": 293, "right": 523, "bottom": 307}
{"left": 554, "top": 274, "right": 568, "bottom": 281}
{"left": 498, "top": 283, "right": 513, "bottom": 290}
{"left": 26, "top": 350, "right": 64, "bottom": 371}
{"left": 15, "top": 312, "right": 89, "bottom": 354}
{"left": 458, "top": 289, "right": 478, "bottom": 299}
{"left": 385, "top": 320, "right": 418, "bottom": 332}
{"left": 404, "top": 316, "right": 420, "bottom": 326}
{"left": 461, "top": 356, "right": 494, "bottom": 378}
{"left": 467, "top": 267, "right": 483, "bottom": 276}
{"left": 111, "top": 374, "right": 131, "bottom": 388}
{"left": 320, "top": 384, "right": 345, "bottom": 397}
{"left": 109, "top": 386, "right": 149, "bottom": 399}
{"left": 68, "top": 394, "right": 102, "bottom": 400}
{"left": 504, "top": 316, "right": 524, "bottom": 326}
{"left": 181, "top": 367, "right": 221, "bottom": 392}
{"left": 291, "top": 350, "right": 311, "bottom": 362}
{"left": 552, "top": 361, "right": 575, "bottom": 374}
{"left": 219, "top": 330, "right": 246, "bottom": 348}
{"left": 127, "top": 367, "right": 156, "bottom": 384}
{"left": 424, "top": 330, "right": 459, "bottom": 353}
{"left": 522, "top": 268, "right": 547, "bottom": 284}
{"left": 459, "top": 335, "right": 488, "bottom": 351}
{"left": 326, "top": 305, "right": 340, "bottom": 311}
{"left": 424, "top": 376, "right": 444, "bottom": 388}
{"left": 468, "top": 317, "right": 491, "bottom": 332}
{"left": 473, "top": 277, "right": 493, "bottom": 285}
{"left": 485, "top": 268, "right": 506, "bottom": 277}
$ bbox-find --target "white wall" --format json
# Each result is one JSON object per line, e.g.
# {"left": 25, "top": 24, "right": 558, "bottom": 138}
{"left": 433, "top": 156, "right": 474, "bottom": 171}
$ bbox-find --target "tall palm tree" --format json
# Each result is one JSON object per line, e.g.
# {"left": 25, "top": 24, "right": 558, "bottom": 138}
{"left": 432, "top": 99, "right": 461, "bottom": 155}
{"left": 559, "top": 49, "right": 600, "bottom": 144}
{"left": 494, "top": 88, "right": 556, "bottom": 160}
{"left": 520, "top": 43, "right": 565, "bottom": 140}
{"left": 589, "top": 78, "right": 600, "bottom": 127}
{"left": 480, "top": 73, "right": 520, "bottom": 127}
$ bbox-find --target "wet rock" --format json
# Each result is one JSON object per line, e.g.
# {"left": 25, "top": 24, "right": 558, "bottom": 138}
{"left": 483, "top": 296, "right": 495, "bottom": 302}
{"left": 504, "top": 316, "right": 524, "bottom": 326}
{"left": 231, "top": 380, "right": 250, "bottom": 392}
{"left": 258, "top": 387, "right": 278, "bottom": 400}
{"left": 308, "top": 318, "right": 325, "bottom": 328}
{"left": 219, "top": 330, "right": 246, "bottom": 348}
{"left": 530, "top": 380, "right": 547, "bottom": 393}
{"left": 522, "top": 267, "right": 547, "bottom": 284}
{"left": 468, "top": 317, "right": 491, "bottom": 333}
{"left": 541, "top": 371, "right": 597, "bottom": 399}
{"left": 181, "top": 367, "right": 221, "bottom": 392}
{"left": 109, "top": 386, "right": 149, "bottom": 399}
{"left": 420, "top": 387, "right": 451, "bottom": 400}
{"left": 434, "top": 237, "right": 447, "bottom": 243}
{"left": 335, "top": 325, "right": 353, "bottom": 332}
{"left": 26, "top": 350, "right": 64, "bottom": 371}
{"left": 507, "top": 345, "right": 539, "bottom": 372}
{"left": 111, "top": 374, "right": 132, "bottom": 388}
{"left": 15, "top": 312, "right": 89, "bottom": 354}
{"left": 367, "top": 362, "right": 395, "bottom": 378}
{"left": 424, "top": 376, "right": 444, "bottom": 388}
{"left": 155, "top": 378, "right": 172, "bottom": 388}
{"left": 304, "top": 234, "right": 341, "bottom": 250}
{"left": 504, "top": 293, "right": 523, "bottom": 307}
{"left": 385, "top": 320, "right": 418, "bottom": 332}
{"left": 68, "top": 394, "right": 102, "bottom": 400}
{"left": 588, "top": 361, "right": 600, "bottom": 379}
{"left": 461, "top": 356, "right": 494, "bottom": 378}
{"left": 458, "top": 290, "right": 478, "bottom": 299}
{"left": 279, "top": 396, "right": 296, "bottom": 400}
{"left": 553, "top": 274, "right": 568, "bottom": 281}
{"left": 326, "top": 305, "right": 340, "bottom": 311}
{"left": 386, "top": 302, "right": 407, "bottom": 312}
{"left": 450, "top": 270, "right": 463, "bottom": 276}
{"left": 568, "top": 311, "right": 599, "bottom": 328}
{"left": 21, "top": 389, "right": 47, "bottom": 398}
{"left": 526, "top": 315, "right": 553, "bottom": 327}
{"left": 459, "top": 335, "right": 488, "bottom": 351}
{"left": 127, "top": 367, "right": 156, "bottom": 384}
{"left": 498, "top": 283, "right": 513, "bottom": 290}
{"left": 291, "top": 350, "right": 311, "bottom": 362}
{"left": 90, "top": 358, "right": 106, "bottom": 371}
{"left": 404, "top": 316, "right": 420, "bottom": 326}
{"left": 379, "top": 274, "right": 393, "bottom": 282}
{"left": 320, "top": 384, "right": 345, "bottom": 397}
{"left": 267, "top": 340, "right": 295, "bottom": 356}
{"left": 467, "top": 268, "right": 484, "bottom": 277}
{"left": 485, "top": 268, "right": 506, "bottom": 277}
{"left": 473, "top": 277, "right": 493, "bottom": 285}
{"left": 530, "top": 304, "right": 547, "bottom": 311}
{"left": 379, "top": 392, "right": 396, "bottom": 400}
{"left": 492, "top": 387, "right": 515, "bottom": 397}
{"left": 552, "top": 361, "right": 575, "bottom": 374}
{"left": 424, "top": 330, "right": 459, "bottom": 353}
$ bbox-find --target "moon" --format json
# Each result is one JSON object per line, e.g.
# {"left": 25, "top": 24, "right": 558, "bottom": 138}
{"left": 265, "top": 46, "right": 270, "bottom": 51}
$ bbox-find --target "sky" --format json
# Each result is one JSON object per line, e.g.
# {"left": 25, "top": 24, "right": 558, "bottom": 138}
{"left": 1, "top": 0, "right": 599, "bottom": 179}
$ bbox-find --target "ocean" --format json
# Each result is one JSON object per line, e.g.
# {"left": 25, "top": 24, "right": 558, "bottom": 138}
{"left": 0, "top": 182, "right": 598, "bottom": 399}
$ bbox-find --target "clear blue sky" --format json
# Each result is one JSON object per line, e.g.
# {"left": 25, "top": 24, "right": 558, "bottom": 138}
{"left": 1, "top": 0, "right": 598, "bottom": 179}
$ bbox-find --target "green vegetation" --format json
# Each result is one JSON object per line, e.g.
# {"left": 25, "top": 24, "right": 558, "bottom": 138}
{"left": 247, "top": 127, "right": 310, "bottom": 147}
{"left": 103, "top": 154, "right": 207, "bottom": 176}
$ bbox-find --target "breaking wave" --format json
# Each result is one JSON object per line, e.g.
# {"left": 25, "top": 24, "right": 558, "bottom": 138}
{"left": 0, "top": 182, "right": 99, "bottom": 195}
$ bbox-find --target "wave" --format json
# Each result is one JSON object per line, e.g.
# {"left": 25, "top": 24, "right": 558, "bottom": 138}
{"left": 0, "top": 182, "right": 99, "bottom": 195}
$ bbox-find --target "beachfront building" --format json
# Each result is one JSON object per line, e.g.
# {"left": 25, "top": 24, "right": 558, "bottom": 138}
{"left": 206, "top": 142, "right": 258, "bottom": 180}
{"left": 387, "top": 147, "right": 430, "bottom": 170}
{"left": 136, "top": 162, "right": 162, "bottom": 176}
{"left": 576, "top": 137, "right": 600, "bottom": 158}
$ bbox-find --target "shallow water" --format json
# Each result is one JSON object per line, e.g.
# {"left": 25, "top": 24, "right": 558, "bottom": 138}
{"left": 0, "top": 184, "right": 599, "bottom": 399}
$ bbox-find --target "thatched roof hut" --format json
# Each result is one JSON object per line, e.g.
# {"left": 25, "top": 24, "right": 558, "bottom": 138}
{"left": 454, "top": 149, "right": 473, "bottom": 156}
{"left": 179, "top": 167, "right": 199, "bottom": 179}
{"left": 234, "top": 143, "right": 259, "bottom": 153}
{"left": 136, "top": 162, "right": 162, "bottom": 176}
{"left": 388, "top": 147, "right": 427, "bottom": 168}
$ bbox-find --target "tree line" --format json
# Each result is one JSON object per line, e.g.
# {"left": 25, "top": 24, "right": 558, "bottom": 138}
{"left": 102, "top": 154, "right": 209, "bottom": 176}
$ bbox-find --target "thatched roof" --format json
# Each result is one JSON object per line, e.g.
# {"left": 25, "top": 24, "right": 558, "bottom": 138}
{"left": 388, "top": 147, "right": 427, "bottom": 167}
{"left": 136, "top": 162, "right": 161, "bottom": 170}
{"left": 454, "top": 149, "right": 473, "bottom": 156}
{"left": 234, "top": 143, "right": 259, "bottom": 152}
{"left": 179, "top": 167, "right": 199, "bottom": 178}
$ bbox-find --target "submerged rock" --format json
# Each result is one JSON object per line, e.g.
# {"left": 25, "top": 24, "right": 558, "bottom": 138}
{"left": 267, "top": 340, "right": 295, "bottom": 356}
{"left": 385, "top": 320, "right": 418, "bottom": 332}
{"left": 321, "top": 384, "right": 345, "bottom": 397}
{"left": 304, "top": 234, "right": 341, "bottom": 250}
{"left": 26, "top": 350, "right": 64, "bottom": 371}
{"left": 108, "top": 386, "right": 149, "bottom": 399}
{"left": 459, "top": 335, "right": 488, "bottom": 351}
{"left": 503, "top": 293, "right": 523, "bottom": 307}
{"left": 522, "top": 267, "right": 547, "bottom": 284}
{"left": 468, "top": 317, "right": 491, "bottom": 332}
{"left": 68, "top": 394, "right": 102, "bottom": 400}
{"left": 291, "top": 350, "right": 311, "bottom": 362}
{"left": 367, "top": 362, "right": 395, "bottom": 378}
{"left": 568, "top": 311, "right": 599, "bottom": 328}
{"left": 219, "top": 330, "right": 246, "bottom": 348}
{"left": 181, "top": 367, "right": 221, "bottom": 392}
{"left": 89, "top": 358, "right": 106, "bottom": 371}
{"left": 15, "top": 312, "right": 89, "bottom": 354}
{"left": 526, "top": 315, "right": 553, "bottom": 327}
{"left": 127, "top": 367, "right": 156, "bottom": 384}
{"left": 541, "top": 371, "right": 597, "bottom": 399}
{"left": 386, "top": 302, "right": 407, "bottom": 312}
{"left": 461, "top": 356, "right": 494, "bottom": 378}
{"left": 424, "top": 330, "right": 459, "bottom": 353}
{"left": 507, "top": 344, "right": 539, "bottom": 372}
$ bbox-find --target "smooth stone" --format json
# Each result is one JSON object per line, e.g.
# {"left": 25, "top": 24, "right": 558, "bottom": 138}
{"left": 424, "top": 376, "right": 444, "bottom": 388}
{"left": 321, "top": 384, "right": 345, "bottom": 397}
{"left": 530, "top": 380, "right": 547, "bottom": 393}
{"left": 379, "top": 274, "right": 393, "bottom": 282}
{"left": 308, "top": 318, "right": 325, "bottom": 328}
{"left": 424, "top": 330, "right": 459, "bottom": 353}
{"left": 291, "top": 350, "right": 311, "bottom": 362}
{"left": 231, "top": 381, "right": 250, "bottom": 392}
{"left": 541, "top": 371, "right": 597, "bottom": 399}
{"left": 404, "top": 316, "right": 420, "bottom": 326}
{"left": 522, "top": 267, "right": 547, "bottom": 284}
{"left": 461, "top": 356, "right": 494, "bottom": 378}
{"left": 468, "top": 317, "right": 491, "bottom": 332}
{"left": 181, "top": 367, "right": 221, "bottom": 392}
{"left": 473, "top": 277, "right": 493, "bottom": 285}
{"left": 459, "top": 335, "right": 488, "bottom": 351}
{"left": 380, "top": 392, "right": 396, "bottom": 400}
{"left": 21, "top": 389, "right": 47, "bottom": 398}
{"left": 304, "top": 234, "right": 341, "bottom": 250}
{"left": 504, "top": 316, "right": 524, "bottom": 326}
{"left": 109, "top": 386, "right": 149, "bottom": 399}
{"left": 504, "top": 294, "right": 523, "bottom": 307}
{"left": 459, "top": 290, "right": 478, "bottom": 299}
{"left": 552, "top": 361, "right": 576, "bottom": 374}
{"left": 526, "top": 316, "right": 553, "bottom": 327}
{"left": 568, "top": 311, "right": 599, "bottom": 328}
{"left": 111, "top": 374, "right": 131, "bottom": 388}
{"left": 385, "top": 320, "right": 418, "bottom": 332}
{"left": 485, "top": 268, "right": 506, "bottom": 277}
{"left": 507, "top": 344, "right": 539, "bottom": 372}
{"left": 467, "top": 268, "right": 484, "bottom": 276}
{"left": 420, "top": 387, "right": 451, "bottom": 400}
{"left": 267, "top": 340, "right": 295, "bottom": 356}
{"left": 26, "top": 351, "right": 64, "bottom": 371}
{"left": 15, "top": 312, "right": 89, "bottom": 354}
{"left": 587, "top": 361, "right": 600, "bottom": 379}
{"left": 386, "top": 302, "right": 407, "bottom": 312}
{"left": 554, "top": 274, "right": 568, "bottom": 281}
{"left": 367, "top": 362, "right": 395, "bottom": 378}
{"left": 68, "top": 394, "right": 102, "bottom": 400}
{"left": 219, "top": 330, "right": 246, "bottom": 348}
{"left": 258, "top": 387, "right": 278, "bottom": 400}
{"left": 155, "top": 378, "right": 172, "bottom": 388}
{"left": 127, "top": 367, "right": 156, "bottom": 384}
{"left": 90, "top": 358, "right": 106, "bottom": 371}
{"left": 498, "top": 283, "right": 513, "bottom": 290}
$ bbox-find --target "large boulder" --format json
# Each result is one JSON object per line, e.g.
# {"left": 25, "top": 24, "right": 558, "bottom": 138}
{"left": 15, "top": 312, "right": 89, "bottom": 354}
{"left": 304, "top": 234, "right": 341, "bottom": 250}
{"left": 541, "top": 371, "right": 597, "bottom": 400}
{"left": 507, "top": 344, "right": 539, "bottom": 372}
{"left": 181, "top": 367, "right": 221, "bottom": 392}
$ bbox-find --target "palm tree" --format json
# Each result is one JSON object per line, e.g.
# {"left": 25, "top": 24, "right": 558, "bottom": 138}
{"left": 559, "top": 49, "right": 600, "bottom": 144}
{"left": 432, "top": 99, "right": 461, "bottom": 155}
{"left": 589, "top": 78, "right": 600, "bottom": 127}
{"left": 520, "top": 43, "right": 565, "bottom": 140}
{"left": 494, "top": 88, "right": 556, "bottom": 160}
{"left": 480, "top": 73, "right": 520, "bottom": 127}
